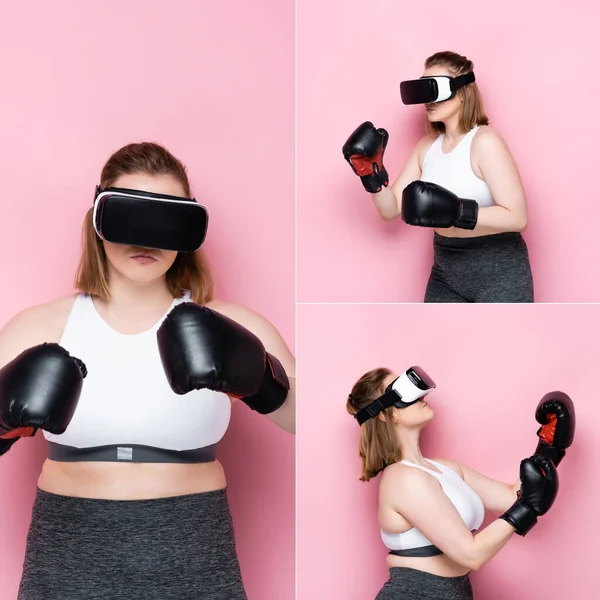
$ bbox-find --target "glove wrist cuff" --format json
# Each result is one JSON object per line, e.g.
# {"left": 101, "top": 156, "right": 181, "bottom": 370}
{"left": 500, "top": 499, "right": 538, "bottom": 536}
{"left": 360, "top": 166, "right": 389, "bottom": 194}
{"left": 455, "top": 199, "right": 478, "bottom": 230}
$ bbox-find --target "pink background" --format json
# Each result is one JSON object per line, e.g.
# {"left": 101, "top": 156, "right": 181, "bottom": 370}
{"left": 0, "top": 2, "right": 294, "bottom": 599}
{"left": 297, "top": 0, "right": 600, "bottom": 302}
{"left": 297, "top": 303, "right": 595, "bottom": 599}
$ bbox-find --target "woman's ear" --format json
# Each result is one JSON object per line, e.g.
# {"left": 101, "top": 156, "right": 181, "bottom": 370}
{"left": 377, "top": 412, "right": 387, "bottom": 423}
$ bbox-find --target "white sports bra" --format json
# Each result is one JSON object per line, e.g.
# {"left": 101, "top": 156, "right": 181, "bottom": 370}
{"left": 420, "top": 126, "right": 495, "bottom": 207}
{"left": 44, "top": 292, "right": 232, "bottom": 463}
{"left": 381, "top": 459, "right": 485, "bottom": 556}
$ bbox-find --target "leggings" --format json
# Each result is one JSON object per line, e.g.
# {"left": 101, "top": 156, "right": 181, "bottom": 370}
{"left": 18, "top": 488, "right": 247, "bottom": 600}
{"left": 424, "top": 232, "right": 534, "bottom": 303}
{"left": 375, "top": 567, "right": 474, "bottom": 600}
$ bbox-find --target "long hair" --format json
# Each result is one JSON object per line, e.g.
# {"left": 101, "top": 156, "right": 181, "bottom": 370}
{"left": 346, "top": 368, "right": 401, "bottom": 482}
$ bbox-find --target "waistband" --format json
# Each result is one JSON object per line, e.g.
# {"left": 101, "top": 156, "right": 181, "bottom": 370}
{"left": 33, "top": 486, "right": 228, "bottom": 512}
{"left": 48, "top": 442, "right": 217, "bottom": 463}
{"left": 433, "top": 231, "right": 524, "bottom": 249}
{"left": 30, "top": 486, "right": 230, "bottom": 532}
{"left": 388, "top": 567, "right": 471, "bottom": 584}
{"left": 385, "top": 566, "right": 473, "bottom": 598}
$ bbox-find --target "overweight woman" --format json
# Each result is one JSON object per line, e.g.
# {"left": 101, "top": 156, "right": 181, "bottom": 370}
{"left": 346, "top": 367, "right": 573, "bottom": 599}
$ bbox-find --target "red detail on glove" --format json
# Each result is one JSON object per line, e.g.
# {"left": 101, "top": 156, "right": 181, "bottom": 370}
{"left": 349, "top": 146, "right": 385, "bottom": 178}
{"left": 0, "top": 427, "right": 35, "bottom": 439}
{"left": 539, "top": 414, "right": 557, "bottom": 445}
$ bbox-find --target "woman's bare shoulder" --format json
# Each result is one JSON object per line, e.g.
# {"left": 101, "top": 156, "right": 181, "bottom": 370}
{"left": 380, "top": 461, "right": 431, "bottom": 488}
{"left": 472, "top": 125, "right": 504, "bottom": 147}
{"left": 416, "top": 132, "right": 438, "bottom": 150}
{"left": 17, "top": 294, "right": 77, "bottom": 325}
{"left": 205, "top": 299, "right": 265, "bottom": 330}
{"left": 0, "top": 294, "right": 78, "bottom": 351}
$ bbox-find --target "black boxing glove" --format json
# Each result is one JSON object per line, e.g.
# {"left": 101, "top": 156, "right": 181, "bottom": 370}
{"left": 402, "top": 180, "right": 478, "bottom": 230}
{"left": 499, "top": 455, "right": 559, "bottom": 536}
{"left": 342, "top": 121, "right": 389, "bottom": 193}
{"left": 534, "top": 391, "right": 575, "bottom": 467}
{"left": 157, "top": 303, "right": 290, "bottom": 415}
{"left": 0, "top": 343, "right": 87, "bottom": 456}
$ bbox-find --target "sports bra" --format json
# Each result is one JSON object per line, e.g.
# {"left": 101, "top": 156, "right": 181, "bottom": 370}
{"left": 44, "top": 292, "right": 232, "bottom": 463}
{"left": 381, "top": 459, "right": 485, "bottom": 557}
{"left": 420, "top": 126, "right": 495, "bottom": 207}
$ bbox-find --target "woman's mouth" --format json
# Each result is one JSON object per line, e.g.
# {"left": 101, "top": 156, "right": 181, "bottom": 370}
{"left": 130, "top": 253, "right": 158, "bottom": 264}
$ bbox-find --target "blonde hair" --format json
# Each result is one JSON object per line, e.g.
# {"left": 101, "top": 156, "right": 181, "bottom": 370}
{"left": 425, "top": 51, "right": 489, "bottom": 135}
{"left": 74, "top": 142, "right": 214, "bottom": 303}
{"left": 346, "top": 368, "right": 402, "bottom": 482}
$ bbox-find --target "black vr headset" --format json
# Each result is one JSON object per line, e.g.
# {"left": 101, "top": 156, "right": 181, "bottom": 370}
{"left": 93, "top": 186, "right": 208, "bottom": 252}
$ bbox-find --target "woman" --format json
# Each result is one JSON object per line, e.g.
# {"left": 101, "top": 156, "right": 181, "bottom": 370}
{"left": 343, "top": 51, "right": 534, "bottom": 303}
{"left": 0, "top": 142, "right": 295, "bottom": 599}
{"left": 346, "top": 367, "right": 559, "bottom": 600}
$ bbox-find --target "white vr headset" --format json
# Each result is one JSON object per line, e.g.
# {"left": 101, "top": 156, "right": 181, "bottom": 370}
{"left": 354, "top": 366, "right": 436, "bottom": 425}
{"left": 400, "top": 72, "right": 475, "bottom": 105}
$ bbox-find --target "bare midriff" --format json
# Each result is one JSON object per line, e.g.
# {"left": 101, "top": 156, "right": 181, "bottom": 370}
{"left": 38, "top": 458, "right": 226, "bottom": 500}
{"left": 434, "top": 226, "right": 490, "bottom": 239}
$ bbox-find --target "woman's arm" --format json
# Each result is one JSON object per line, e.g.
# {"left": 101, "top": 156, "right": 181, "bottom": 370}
{"left": 0, "top": 310, "right": 33, "bottom": 369}
{"left": 381, "top": 464, "right": 515, "bottom": 571}
{"left": 0, "top": 302, "right": 66, "bottom": 369}
{"left": 433, "top": 459, "right": 519, "bottom": 513}
{"left": 460, "top": 464, "right": 520, "bottom": 513}
{"left": 208, "top": 301, "right": 295, "bottom": 434}
{"left": 464, "top": 128, "right": 528, "bottom": 236}
{"left": 370, "top": 135, "right": 435, "bottom": 221}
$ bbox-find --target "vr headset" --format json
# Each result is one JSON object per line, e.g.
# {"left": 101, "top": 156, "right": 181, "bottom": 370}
{"left": 400, "top": 72, "right": 475, "bottom": 105}
{"left": 354, "top": 366, "right": 436, "bottom": 425}
{"left": 93, "top": 186, "right": 209, "bottom": 252}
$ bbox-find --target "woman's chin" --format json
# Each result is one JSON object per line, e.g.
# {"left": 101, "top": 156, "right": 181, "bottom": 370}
{"left": 115, "top": 265, "right": 168, "bottom": 283}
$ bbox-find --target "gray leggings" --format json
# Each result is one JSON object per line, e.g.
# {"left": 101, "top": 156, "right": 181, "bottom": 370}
{"left": 425, "top": 232, "right": 534, "bottom": 303}
{"left": 18, "top": 488, "right": 247, "bottom": 600}
{"left": 375, "top": 567, "right": 474, "bottom": 600}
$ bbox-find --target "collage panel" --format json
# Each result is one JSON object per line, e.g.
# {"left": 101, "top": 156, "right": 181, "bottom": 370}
{"left": 0, "top": 1, "right": 294, "bottom": 599}
{"left": 298, "top": 0, "right": 599, "bottom": 303}
{"left": 298, "top": 302, "right": 591, "bottom": 599}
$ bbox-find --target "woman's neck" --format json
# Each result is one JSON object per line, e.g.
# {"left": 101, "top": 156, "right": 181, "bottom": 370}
{"left": 441, "top": 113, "right": 462, "bottom": 142}
{"left": 396, "top": 428, "right": 426, "bottom": 465}
{"left": 102, "top": 269, "right": 174, "bottom": 318}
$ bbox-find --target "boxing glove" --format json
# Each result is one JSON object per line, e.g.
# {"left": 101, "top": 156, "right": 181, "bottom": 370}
{"left": 157, "top": 303, "right": 290, "bottom": 414}
{"left": 401, "top": 180, "right": 478, "bottom": 230}
{"left": 342, "top": 121, "right": 389, "bottom": 193}
{"left": 0, "top": 343, "right": 87, "bottom": 455}
{"left": 534, "top": 391, "right": 575, "bottom": 467}
{"left": 499, "top": 455, "right": 559, "bottom": 536}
